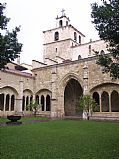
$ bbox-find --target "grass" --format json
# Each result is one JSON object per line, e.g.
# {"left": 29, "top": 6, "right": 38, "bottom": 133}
{"left": 0, "top": 119, "right": 119, "bottom": 159}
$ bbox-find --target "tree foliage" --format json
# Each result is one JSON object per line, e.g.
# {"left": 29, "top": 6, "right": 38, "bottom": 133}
{"left": 77, "top": 95, "right": 99, "bottom": 119}
{"left": 27, "top": 100, "right": 41, "bottom": 116}
{"left": 0, "top": 3, "right": 22, "bottom": 69}
{"left": 91, "top": 0, "right": 119, "bottom": 79}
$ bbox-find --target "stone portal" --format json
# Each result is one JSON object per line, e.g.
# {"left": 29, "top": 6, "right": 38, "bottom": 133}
{"left": 64, "top": 78, "right": 83, "bottom": 116}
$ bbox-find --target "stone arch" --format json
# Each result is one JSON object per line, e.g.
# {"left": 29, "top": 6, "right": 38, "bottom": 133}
{"left": 60, "top": 73, "right": 83, "bottom": 91}
{"left": 111, "top": 90, "right": 119, "bottom": 112}
{"left": 23, "top": 89, "right": 33, "bottom": 96}
{"left": 101, "top": 91, "right": 109, "bottom": 112}
{"left": 64, "top": 78, "right": 83, "bottom": 116}
{"left": 0, "top": 86, "right": 18, "bottom": 95}
{"left": 36, "top": 89, "right": 52, "bottom": 112}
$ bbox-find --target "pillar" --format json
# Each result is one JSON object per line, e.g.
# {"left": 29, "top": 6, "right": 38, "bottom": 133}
{"left": 17, "top": 80, "right": 23, "bottom": 113}
{"left": 109, "top": 93, "right": 112, "bottom": 112}
{"left": 99, "top": 93, "right": 102, "bottom": 112}
{"left": 51, "top": 66, "right": 58, "bottom": 117}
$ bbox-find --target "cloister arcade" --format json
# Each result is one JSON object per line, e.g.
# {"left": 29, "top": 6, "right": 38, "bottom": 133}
{"left": 92, "top": 83, "right": 119, "bottom": 113}
{"left": 22, "top": 89, "right": 51, "bottom": 112}
{"left": 0, "top": 86, "right": 18, "bottom": 113}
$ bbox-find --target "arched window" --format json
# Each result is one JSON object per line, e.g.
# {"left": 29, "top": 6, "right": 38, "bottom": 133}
{"left": 30, "top": 95, "right": 33, "bottom": 104}
{"left": 78, "top": 55, "right": 81, "bottom": 60}
{"left": 66, "top": 21, "right": 68, "bottom": 26}
{"left": 101, "top": 91, "right": 109, "bottom": 112}
{"left": 5, "top": 94, "right": 10, "bottom": 111}
{"left": 22, "top": 96, "right": 25, "bottom": 111}
{"left": 100, "top": 50, "right": 105, "bottom": 55}
{"left": 54, "top": 32, "right": 59, "bottom": 41}
{"left": 79, "top": 35, "right": 81, "bottom": 44}
{"left": 74, "top": 32, "right": 77, "bottom": 41}
{"left": 89, "top": 45, "right": 91, "bottom": 54}
{"left": 93, "top": 92, "right": 100, "bottom": 112}
{"left": 46, "top": 95, "right": 51, "bottom": 111}
{"left": 59, "top": 20, "right": 63, "bottom": 27}
{"left": 0, "top": 94, "right": 4, "bottom": 111}
{"left": 111, "top": 90, "right": 119, "bottom": 112}
{"left": 36, "top": 95, "right": 39, "bottom": 104}
{"left": 11, "top": 95, "right": 15, "bottom": 111}
{"left": 41, "top": 95, "right": 45, "bottom": 111}
{"left": 26, "top": 96, "right": 29, "bottom": 111}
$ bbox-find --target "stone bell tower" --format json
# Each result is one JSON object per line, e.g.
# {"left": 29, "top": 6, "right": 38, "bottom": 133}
{"left": 43, "top": 9, "right": 85, "bottom": 64}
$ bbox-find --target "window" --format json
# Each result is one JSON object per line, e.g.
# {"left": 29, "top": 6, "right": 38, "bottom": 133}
{"left": 79, "top": 35, "right": 81, "bottom": 44}
{"left": 78, "top": 55, "right": 81, "bottom": 60}
{"left": 74, "top": 32, "right": 77, "bottom": 41}
{"left": 66, "top": 21, "right": 68, "bottom": 26}
{"left": 46, "top": 95, "right": 51, "bottom": 111}
{"left": 41, "top": 95, "right": 45, "bottom": 111}
{"left": 5, "top": 94, "right": 9, "bottom": 111}
{"left": 54, "top": 32, "right": 59, "bottom": 41}
{"left": 56, "top": 48, "right": 57, "bottom": 52}
{"left": 11, "top": 95, "right": 15, "bottom": 111}
{"left": 59, "top": 20, "right": 63, "bottom": 27}
{"left": 100, "top": 50, "right": 105, "bottom": 55}
{"left": 89, "top": 45, "right": 91, "bottom": 54}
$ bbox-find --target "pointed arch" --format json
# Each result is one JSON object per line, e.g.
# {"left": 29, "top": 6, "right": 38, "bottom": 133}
{"left": 101, "top": 91, "right": 109, "bottom": 112}
{"left": 111, "top": 90, "right": 119, "bottom": 112}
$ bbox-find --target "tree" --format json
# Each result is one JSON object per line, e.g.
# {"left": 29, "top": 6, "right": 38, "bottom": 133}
{"left": 27, "top": 100, "right": 41, "bottom": 116}
{"left": 77, "top": 95, "right": 99, "bottom": 120}
{"left": 0, "top": 3, "right": 22, "bottom": 69}
{"left": 91, "top": 0, "right": 119, "bottom": 79}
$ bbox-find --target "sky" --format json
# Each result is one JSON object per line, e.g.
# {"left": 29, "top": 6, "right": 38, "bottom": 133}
{"left": 1, "top": 0, "right": 101, "bottom": 65}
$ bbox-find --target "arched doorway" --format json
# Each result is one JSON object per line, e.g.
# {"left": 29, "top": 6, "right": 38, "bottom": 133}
{"left": 101, "top": 91, "right": 109, "bottom": 112}
{"left": 111, "top": 91, "right": 119, "bottom": 112}
{"left": 64, "top": 78, "right": 83, "bottom": 116}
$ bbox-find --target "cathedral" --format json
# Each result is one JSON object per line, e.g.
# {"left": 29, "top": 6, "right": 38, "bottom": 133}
{"left": 0, "top": 11, "right": 119, "bottom": 119}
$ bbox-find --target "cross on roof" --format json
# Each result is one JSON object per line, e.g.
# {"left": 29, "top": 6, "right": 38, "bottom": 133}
{"left": 61, "top": 8, "right": 65, "bottom": 16}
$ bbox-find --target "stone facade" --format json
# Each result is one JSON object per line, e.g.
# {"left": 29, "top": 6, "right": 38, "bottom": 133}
{"left": 0, "top": 13, "right": 119, "bottom": 119}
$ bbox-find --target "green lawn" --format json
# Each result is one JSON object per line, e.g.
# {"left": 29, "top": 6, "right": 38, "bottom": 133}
{"left": 0, "top": 119, "right": 119, "bottom": 159}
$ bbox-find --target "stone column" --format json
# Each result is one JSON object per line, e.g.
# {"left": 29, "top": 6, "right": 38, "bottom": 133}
{"left": 83, "top": 63, "right": 89, "bottom": 119}
{"left": 44, "top": 95, "right": 46, "bottom": 111}
{"left": 99, "top": 93, "right": 102, "bottom": 112}
{"left": 17, "top": 80, "right": 23, "bottom": 114}
{"left": 51, "top": 67, "right": 57, "bottom": 118}
{"left": 109, "top": 93, "right": 112, "bottom": 112}
{"left": 3, "top": 94, "right": 6, "bottom": 111}
{"left": 9, "top": 96, "right": 11, "bottom": 111}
